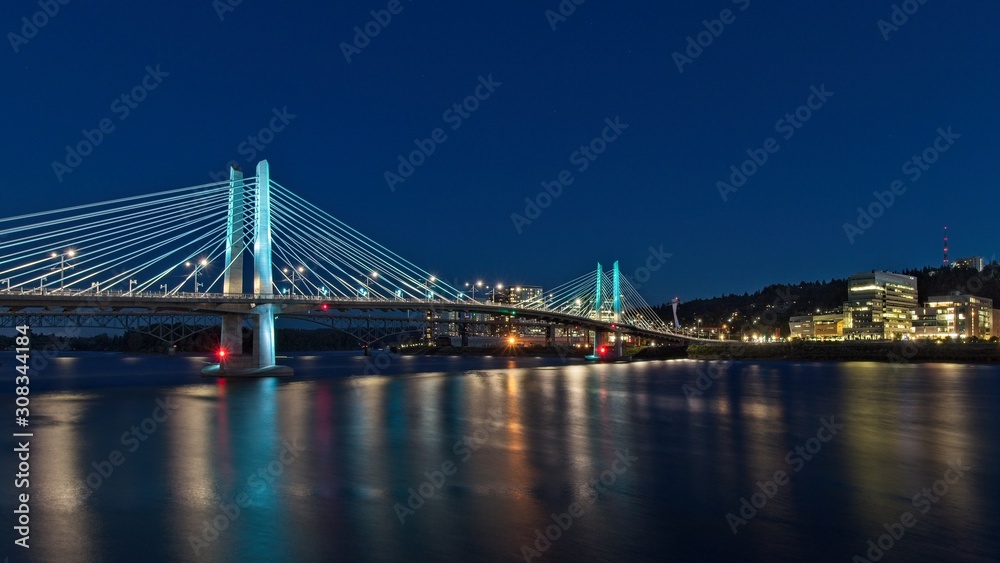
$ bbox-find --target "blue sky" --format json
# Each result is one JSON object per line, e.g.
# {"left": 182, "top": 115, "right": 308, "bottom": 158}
{"left": 3, "top": 1, "right": 998, "bottom": 303}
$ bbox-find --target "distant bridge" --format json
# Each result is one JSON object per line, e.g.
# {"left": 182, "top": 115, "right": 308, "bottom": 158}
{"left": 0, "top": 161, "right": 709, "bottom": 375}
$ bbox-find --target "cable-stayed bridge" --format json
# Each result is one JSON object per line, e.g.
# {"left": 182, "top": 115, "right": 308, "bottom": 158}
{"left": 0, "top": 161, "right": 704, "bottom": 376}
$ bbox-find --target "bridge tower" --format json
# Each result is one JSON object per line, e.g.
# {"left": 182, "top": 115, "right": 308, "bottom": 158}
{"left": 593, "top": 262, "right": 603, "bottom": 356}
{"left": 252, "top": 160, "right": 277, "bottom": 369}
{"left": 220, "top": 166, "right": 246, "bottom": 358}
{"left": 613, "top": 260, "right": 623, "bottom": 356}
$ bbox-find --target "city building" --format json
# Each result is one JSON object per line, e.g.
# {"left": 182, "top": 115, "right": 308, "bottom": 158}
{"left": 911, "top": 294, "right": 993, "bottom": 339}
{"left": 813, "top": 313, "right": 845, "bottom": 340}
{"left": 843, "top": 271, "right": 918, "bottom": 340}
{"left": 951, "top": 256, "right": 985, "bottom": 271}
{"left": 788, "top": 315, "right": 814, "bottom": 339}
{"left": 788, "top": 312, "right": 844, "bottom": 341}
{"left": 497, "top": 285, "right": 544, "bottom": 306}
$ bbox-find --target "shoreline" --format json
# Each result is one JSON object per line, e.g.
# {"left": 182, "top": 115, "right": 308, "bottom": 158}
{"left": 687, "top": 341, "right": 1000, "bottom": 363}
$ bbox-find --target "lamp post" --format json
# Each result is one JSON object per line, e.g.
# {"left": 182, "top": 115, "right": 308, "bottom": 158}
{"left": 186, "top": 259, "right": 208, "bottom": 295}
{"left": 128, "top": 279, "right": 138, "bottom": 295}
{"left": 160, "top": 283, "right": 168, "bottom": 295}
{"left": 366, "top": 271, "right": 378, "bottom": 300}
{"left": 40, "top": 276, "right": 48, "bottom": 293}
{"left": 283, "top": 266, "right": 305, "bottom": 295}
{"left": 425, "top": 275, "right": 436, "bottom": 300}
{"left": 491, "top": 283, "right": 504, "bottom": 303}
{"left": 465, "top": 280, "right": 483, "bottom": 301}
{"left": 1, "top": 279, "right": 9, "bottom": 293}
{"left": 51, "top": 249, "right": 75, "bottom": 292}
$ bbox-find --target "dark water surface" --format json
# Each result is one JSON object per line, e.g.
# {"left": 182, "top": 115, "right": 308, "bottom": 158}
{"left": 3, "top": 352, "right": 998, "bottom": 562}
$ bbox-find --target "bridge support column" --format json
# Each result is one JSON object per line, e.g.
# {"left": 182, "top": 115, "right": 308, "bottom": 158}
{"left": 546, "top": 325, "right": 556, "bottom": 347}
{"left": 221, "top": 166, "right": 246, "bottom": 357}
{"left": 253, "top": 160, "right": 277, "bottom": 369}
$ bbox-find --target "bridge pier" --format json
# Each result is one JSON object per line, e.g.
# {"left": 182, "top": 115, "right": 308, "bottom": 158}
{"left": 202, "top": 160, "right": 291, "bottom": 377}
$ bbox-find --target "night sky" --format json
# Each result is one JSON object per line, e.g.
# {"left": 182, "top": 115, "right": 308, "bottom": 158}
{"left": 4, "top": 1, "right": 998, "bottom": 304}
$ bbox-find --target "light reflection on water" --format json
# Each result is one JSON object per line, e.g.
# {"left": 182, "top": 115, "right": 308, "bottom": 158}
{"left": 6, "top": 353, "right": 999, "bottom": 562}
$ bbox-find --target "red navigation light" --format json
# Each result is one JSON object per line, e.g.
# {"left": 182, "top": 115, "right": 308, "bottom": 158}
{"left": 218, "top": 348, "right": 227, "bottom": 359}
{"left": 320, "top": 303, "right": 329, "bottom": 311}
{"left": 599, "top": 347, "right": 606, "bottom": 356}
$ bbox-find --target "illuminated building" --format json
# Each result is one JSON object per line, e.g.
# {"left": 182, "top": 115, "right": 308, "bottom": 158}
{"left": 843, "top": 271, "right": 917, "bottom": 340}
{"left": 951, "top": 256, "right": 984, "bottom": 272}
{"left": 911, "top": 294, "right": 993, "bottom": 339}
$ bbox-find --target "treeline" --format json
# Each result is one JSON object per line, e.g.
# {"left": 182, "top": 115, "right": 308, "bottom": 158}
{"left": 654, "top": 264, "right": 1000, "bottom": 338}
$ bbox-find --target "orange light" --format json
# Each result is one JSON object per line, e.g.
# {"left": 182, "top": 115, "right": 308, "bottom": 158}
{"left": 508, "top": 336, "right": 516, "bottom": 345}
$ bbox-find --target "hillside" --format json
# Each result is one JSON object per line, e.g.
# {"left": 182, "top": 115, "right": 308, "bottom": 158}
{"left": 655, "top": 264, "right": 1000, "bottom": 338}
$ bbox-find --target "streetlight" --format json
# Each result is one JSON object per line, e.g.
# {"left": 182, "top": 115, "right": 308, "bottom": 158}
{"left": 282, "top": 266, "right": 306, "bottom": 295}
{"left": 90, "top": 281, "right": 100, "bottom": 293}
{"left": 365, "top": 271, "right": 378, "bottom": 300}
{"left": 1, "top": 279, "right": 9, "bottom": 293}
{"left": 186, "top": 259, "right": 208, "bottom": 295}
{"left": 40, "top": 276, "right": 48, "bottom": 293}
{"left": 465, "top": 280, "right": 483, "bottom": 301}
{"left": 128, "top": 279, "right": 138, "bottom": 295}
{"left": 51, "top": 249, "right": 75, "bottom": 292}
{"left": 425, "top": 276, "right": 436, "bottom": 300}
{"left": 492, "top": 283, "right": 504, "bottom": 303}
{"left": 160, "top": 283, "right": 168, "bottom": 295}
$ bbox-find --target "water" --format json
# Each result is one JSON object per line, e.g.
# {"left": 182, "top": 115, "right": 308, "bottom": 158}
{"left": 3, "top": 352, "right": 999, "bottom": 562}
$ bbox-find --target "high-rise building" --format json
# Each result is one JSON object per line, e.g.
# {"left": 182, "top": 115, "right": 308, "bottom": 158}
{"left": 912, "top": 294, "right": 993, "bottom": 339}
{"left": 843, "top": 271, "right": 918, "bottom": 340}
{"left": 498, "top": 285, "right": 544, "bottom": 306}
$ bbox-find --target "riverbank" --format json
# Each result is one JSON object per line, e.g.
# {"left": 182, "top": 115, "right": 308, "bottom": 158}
{"left": 687, "top": 341, "right": 1000, "bottom": 362}
{"left": 396, "top": 345, "right": 690, "bottom": 360}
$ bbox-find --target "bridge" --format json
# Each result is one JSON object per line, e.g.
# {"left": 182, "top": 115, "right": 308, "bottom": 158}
{"left": 0, "top": 161, "right": 707, "bottom": 376}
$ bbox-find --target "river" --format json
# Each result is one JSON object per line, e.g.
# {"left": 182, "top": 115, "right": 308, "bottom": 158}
{"left": 3, "top": 352, "right": 998, "bottom": 562}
